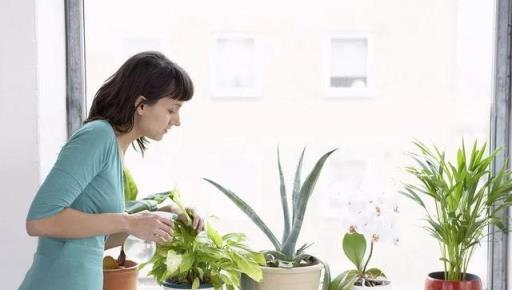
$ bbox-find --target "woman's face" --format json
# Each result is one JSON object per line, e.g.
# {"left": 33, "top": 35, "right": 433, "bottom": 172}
{"left": 135, "top": 97, "right": 183, "bottom": 141}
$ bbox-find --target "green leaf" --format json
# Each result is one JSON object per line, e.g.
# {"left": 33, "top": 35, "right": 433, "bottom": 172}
{"left": 365, "top": 267, "right": 386, "bottom": 278}
{"left": 252, "top": 252, "right": 266, "bottom": 265}
{"left": 343, "top": 232, "right": 366, "bottom": 270}
{"left": 123, "top": 167, "right": 138, "bottom": 201}
{"left": 292, "top": 147, "right": 306, "bottom": 223}
{"left": 178, "top": 253, "right": 194, "bottom": 273}
{"left": 232, "top": 252, "right": 263, "bottom": 282}
{"left": 207, "top": 223, "right": 223, "bottom": 248}
{"left": 192, "top": 277, "right": 200, "bottom": 290}
{"left": 317, "top": 258, "right": 331, "bottom": 290}
{"left": 281, "top": 149, "right": 338, "bottom": 256}
{"left": 329, "top": 270, "right": 358, "bottom": 290}
{"left": 277, "top": 146, "right": 291, "bottom": 244}
{"left": 203, "top": 178, "right": 281, "bottom": 251}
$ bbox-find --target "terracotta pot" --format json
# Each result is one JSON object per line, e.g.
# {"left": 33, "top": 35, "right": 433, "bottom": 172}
{"left": 241, "top": 262, "right": 323, "bottom": 290}
{"left": 103, "top": 260, "right": 138, "bottom": 290}
{"left": 425, "top": 272, "right": 482, "bottom": 290}
{"left": 162, "top": 280, "right": 213, "bottom": 290}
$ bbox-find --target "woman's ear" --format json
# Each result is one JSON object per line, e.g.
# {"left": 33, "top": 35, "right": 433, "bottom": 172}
{"left": 135, "top": 96, "right": 147, "bottom": 115}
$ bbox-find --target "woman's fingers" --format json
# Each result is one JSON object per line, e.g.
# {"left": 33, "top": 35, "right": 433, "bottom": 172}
{"left": 151, "top": 227, "right": 173, "bottom": 245}
{"left": 193, "top": 215, "right": 199, "bottom": 229}
{"left": 197, "top": 218, "right": 205, "bottom": 232}
{"left": 159, "top": 216, "right": 174, "bottom": 227}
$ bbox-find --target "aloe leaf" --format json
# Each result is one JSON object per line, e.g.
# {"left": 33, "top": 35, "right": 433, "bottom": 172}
{"left": 317, "top": 258, "right": 331, "bottom": 290}
{"left": 281, "top": 149, "right": 337, "bottom": 256}
{"left": 277, "top": 147, "right": 291, "bottom": 244}
{"left": 203, "top": 178, "right": 281, "bottom": 251}
{"left": 292, "top": 147, "right": 306, "bottom": 223}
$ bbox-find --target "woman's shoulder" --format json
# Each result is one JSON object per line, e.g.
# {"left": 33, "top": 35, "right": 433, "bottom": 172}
{"left": 77, "top": 120, "right": 115, "bottom": 136}
{"left": 69, "top": 119, "right": 116, "bottom": 146}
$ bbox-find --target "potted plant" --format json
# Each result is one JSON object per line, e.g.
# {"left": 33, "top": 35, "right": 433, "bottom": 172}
{"left": 204, "top": 147, "right": 337, "bottom": 290}
{"left": 103, "top": 168, "right": 170, "bottom": 290}
{"left": 141, "top": 190, "right": 265, "bottom": 290}
{"left": 329, "top": 231, "right": 390, "bottom": 290}
{"left": 401, "top": 141, "right": 512, "bottom": 290}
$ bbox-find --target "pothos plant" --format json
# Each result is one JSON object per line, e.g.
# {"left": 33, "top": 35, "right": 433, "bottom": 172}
{"left": 140, "top": 190, "right": 266, "bottom": 290}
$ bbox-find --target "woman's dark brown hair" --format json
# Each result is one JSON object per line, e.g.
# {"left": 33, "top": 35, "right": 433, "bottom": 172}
{"left": 85, "top": 51, "right": 194, "bottom": 154}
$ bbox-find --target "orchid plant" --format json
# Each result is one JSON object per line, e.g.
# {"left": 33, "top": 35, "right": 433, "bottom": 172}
{"left": 329, "top": 231, "right": 389, "bottom": 290}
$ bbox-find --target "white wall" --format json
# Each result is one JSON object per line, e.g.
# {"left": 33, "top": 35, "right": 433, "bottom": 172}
{"left": 0, "top": 0, "right": 66, "bottom": 289}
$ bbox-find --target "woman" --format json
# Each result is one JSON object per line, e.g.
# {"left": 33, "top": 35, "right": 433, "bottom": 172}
{"left": 18, "top": 51, "right": 203, "bottom": 290}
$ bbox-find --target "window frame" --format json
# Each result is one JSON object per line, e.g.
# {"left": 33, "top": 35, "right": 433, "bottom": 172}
{"left": 324, "top": 33, "right": 376, "bottom": 98}
{"left": 209, "top": 33, "right": 264, "bottom": 99}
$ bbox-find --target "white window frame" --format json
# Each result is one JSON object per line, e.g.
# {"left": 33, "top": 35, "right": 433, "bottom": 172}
{"left": 209, "top": 33, "right": 263, "bottom": 99}
{"left": 323, "top": 33, "right": 376, "bottom": 98}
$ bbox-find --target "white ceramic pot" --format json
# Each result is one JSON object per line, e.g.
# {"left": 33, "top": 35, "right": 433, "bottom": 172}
{"left": 353, "top": 281, "right": 392, "bottom": 290}
{"left": 241, "top": 263, "right": 324, "bottom": 290}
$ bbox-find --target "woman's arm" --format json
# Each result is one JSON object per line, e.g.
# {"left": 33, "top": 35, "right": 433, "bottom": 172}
{"left": 26, "top": 208, "right": 174, "bottom": 243}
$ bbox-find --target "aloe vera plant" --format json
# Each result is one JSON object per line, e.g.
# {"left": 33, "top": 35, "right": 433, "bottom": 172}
{"left": 203, "top": 147, "right": 336, "bottom": 271}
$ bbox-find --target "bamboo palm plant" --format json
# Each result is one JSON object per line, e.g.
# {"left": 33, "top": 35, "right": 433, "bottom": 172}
{"left": 401, "top": 141, "right": 512, "bottom": 280}
{"left": 203, "top": 147, "right": 336, "bottom": 285}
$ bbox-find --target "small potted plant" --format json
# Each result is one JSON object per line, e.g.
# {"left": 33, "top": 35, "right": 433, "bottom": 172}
{"left": 204, "top": 147, "right": 337, "bottom": 290}
{"left": 329, "top": 231, "right": 390, "bottom": 290}
{"left": 401, "top": 141, "right": 512, "bottom": 290}
{"left": 141, "top": 191, "right": 266, "bottom": 290}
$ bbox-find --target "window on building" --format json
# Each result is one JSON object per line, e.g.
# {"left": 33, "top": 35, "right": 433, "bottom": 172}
{"left": 211, "top": 35, "right": 262, "bottom": 98}
{"left": 328, "top": 36, "right": 373, "bottom": 97}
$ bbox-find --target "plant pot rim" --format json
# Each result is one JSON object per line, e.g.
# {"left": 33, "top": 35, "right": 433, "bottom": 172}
{"left": 353, "top": 279, "right": 392, "bottom": 287}
{"left": 427, "top": 271, "right": 481, "bottom": 282}
{"left": 163, "top": 279, "right": 213, "bottom": 289}
{"left": 260, "top": 261, "right": 323, "bottom": 273}
{"left": 103, "top": 260, "right": 138, "bottom": 272}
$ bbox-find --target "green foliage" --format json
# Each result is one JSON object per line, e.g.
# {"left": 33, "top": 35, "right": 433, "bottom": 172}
{"left": 330, "top": 232, "right": 387, "bottom": 290}
{"left": 123, "top": 167, "right": 139, "bottom": 201}
{"left": 342, "top": 232, "right": 366, "bottom": 272}
{"left": 203, "top": 147, "right": 336, "bottom": 268}
{"left": 124, "top": 191, "right": 169, "bottom": 214}
{"left": 401, "top": 140, "right": 512, "bottom": 280}
{"left": 122, "top": 167, "right": 168, "bottom": 213}
{"left": 141, "top": 192, "right": 265, "bottom": 290}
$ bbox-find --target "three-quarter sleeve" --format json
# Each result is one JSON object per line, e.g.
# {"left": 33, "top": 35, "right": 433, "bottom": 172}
{"left": 27, "top": 123, "right": 115, "bottom": 220}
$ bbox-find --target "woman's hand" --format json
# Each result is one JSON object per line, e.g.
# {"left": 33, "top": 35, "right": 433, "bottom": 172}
{"left": 127, "top": 211, "right": 174, "bottom": 244}
{"left": 181, "top": 207, "right": 205, "bottom": 232}
{"left": 159, "top": 205, "right": 205, "bottom": 232}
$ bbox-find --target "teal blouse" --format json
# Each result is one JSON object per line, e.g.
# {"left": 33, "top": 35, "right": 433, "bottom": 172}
{"left": 18, "top": 120, "right": 125, "bottom": 290}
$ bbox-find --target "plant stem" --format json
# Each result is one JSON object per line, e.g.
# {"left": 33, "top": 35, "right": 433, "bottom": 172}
{"left": 362, "top": 241, "right": 374, "bottom": 274}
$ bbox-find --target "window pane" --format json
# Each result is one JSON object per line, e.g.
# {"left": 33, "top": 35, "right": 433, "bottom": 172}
{"left": 215, "top": 38, "right": 256, "bottom": 90}
{"left": 84, "top": 1, "right": 495, "bottom": 289}
{"left": 330, "top": 38, "right": 368, "bottom": 88}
